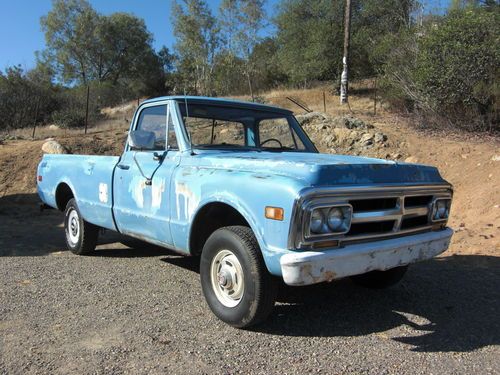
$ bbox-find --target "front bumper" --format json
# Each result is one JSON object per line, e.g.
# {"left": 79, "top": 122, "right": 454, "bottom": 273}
{"left": 280, "top": 228, "right": 453, "bottom": 286}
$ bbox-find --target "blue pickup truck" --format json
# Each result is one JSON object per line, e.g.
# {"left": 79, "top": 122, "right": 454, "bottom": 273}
{"left": 37, "top": 96, "right": 453, "bottom": 327}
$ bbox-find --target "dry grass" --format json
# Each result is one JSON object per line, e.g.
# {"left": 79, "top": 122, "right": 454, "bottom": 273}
{"left": 1, "top": 100, "right": 137, "bottom": 141}
{"left": 230, "top": 82, "right": 385, "bottom": 119}
{"left": 1, "top": 85, "right": 383, "bottom": 141}
{"left": 1, "top": 119, "right": 129, "bottom": 141}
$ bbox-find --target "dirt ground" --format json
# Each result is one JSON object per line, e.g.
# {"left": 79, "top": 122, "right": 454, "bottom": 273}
{"left": 0, "top": 90, "right": 499, "bottom": 373}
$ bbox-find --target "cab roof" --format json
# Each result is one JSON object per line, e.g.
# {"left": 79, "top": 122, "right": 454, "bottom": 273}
{"left": 141, "top": 96, "right": 293, "bottom": 115}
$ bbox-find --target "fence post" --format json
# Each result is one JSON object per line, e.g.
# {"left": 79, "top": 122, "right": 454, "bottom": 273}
{"left": 373, "top": 77, "right": 377, "bottom": 116}
{"left": 84, "top": 85, "right": 90, "bottom": 134}
{"left": 323, "top": 91, "right": 327, "bottom": 113}
{"left": 32, "top": 97, "right": 41, "bottom": 139}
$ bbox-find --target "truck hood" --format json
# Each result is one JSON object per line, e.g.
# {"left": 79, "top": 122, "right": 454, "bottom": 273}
{"left": 190, "top": 151, "right": 446, "bottom": 186}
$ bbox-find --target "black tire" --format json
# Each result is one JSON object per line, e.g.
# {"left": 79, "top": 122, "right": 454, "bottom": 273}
{"left": 200, "top": 226, "right": 278, "bottom": 328}
{"left": 350, "top": 265, "right": 408, "bottom": 289}
{"left": 64, "top": 198, "right": 99, "bottom": 255}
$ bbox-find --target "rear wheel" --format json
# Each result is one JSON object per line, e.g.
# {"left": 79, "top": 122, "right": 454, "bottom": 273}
{"left": 350, "top": 265, "right": 408, "bottom": 289}
{"left": 200, "top": 226, "right": 278, "bottom": 328}
{"left": 64, "top": 198, "right": 99, "bottom": 255}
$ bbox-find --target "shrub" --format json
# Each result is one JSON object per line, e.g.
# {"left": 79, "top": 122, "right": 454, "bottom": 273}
{"left": 50, "top": 108, "right": 86, "bottom": 128}
{"left": 415, "top": 6, "right": 499, "bottom": 131}
{"left": 379, "top": 5, "right": 499, "bottom": 132}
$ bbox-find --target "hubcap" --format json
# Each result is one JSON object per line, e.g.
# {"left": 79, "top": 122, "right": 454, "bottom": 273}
{"left": 66, "top": 209, "right": 80, "bottom": 245}
{"left": 210, "top": 249, "right": 244, "bottom": 308}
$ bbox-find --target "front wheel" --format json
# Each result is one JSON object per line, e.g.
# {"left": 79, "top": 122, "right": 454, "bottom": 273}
{"left": 200, "top": 226, "right": 278, "bottom": 328}
{"left": 350, "top": 265, "right": 408, "bottom": 289}
{"left": 64, "top": 198, "right": 99, "bottom": 255}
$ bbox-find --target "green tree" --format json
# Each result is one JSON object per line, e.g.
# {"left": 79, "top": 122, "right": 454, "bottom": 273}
{"left": 352, "top": 0, "right": 418, "bottom": 78}
{"left": 41, "top": 0, "right": 99, "bottom": 84}
{"left": 250, "top": 38, "right": 287, "bottom": 91}
{"left": 171, "top": 0, "right": 219, "bottom": 95}
{"left": 235, "top": 0, "right": 267, "bottom": 98}
{"left": 275, "top": 0, "right": 344, "bottom": 87}
{"left": 41, "top": 0, "right": 161, "bottom": 87}
{"left": 218, "top": 0, "right": 268, "bottom": 97}
{"left": 416, "top": 6, "right": 499, "bottom": 130}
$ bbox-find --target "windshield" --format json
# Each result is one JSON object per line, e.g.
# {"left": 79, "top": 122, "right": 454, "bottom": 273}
{"left": 177, "top": 102, "right": 317, "bottom": 152}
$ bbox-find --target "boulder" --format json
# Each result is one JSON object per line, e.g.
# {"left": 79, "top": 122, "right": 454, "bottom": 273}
{"left": 359, "top": 133, "right": 374, "bottom": 146}
{"left": 295, "top": 112, "right": 327, "bottom": 126}
{"left": 404, "top": 156, "right": 419, "bottom": 163}
{"left": 42, "top": 140, "right": 68, "bottom": 154}
{"left": 374, "top": 132, "right": 387, "bottom": 143}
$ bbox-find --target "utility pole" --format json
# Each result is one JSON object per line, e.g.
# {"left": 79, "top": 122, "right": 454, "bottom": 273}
{"left": 340, "top": 0, "right": 352, "bottom": 105}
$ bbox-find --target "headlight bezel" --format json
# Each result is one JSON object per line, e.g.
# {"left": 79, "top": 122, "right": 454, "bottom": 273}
{"left": 306, "top": 203, "right": 353, "bottom": 238}
{"left": 430, "top": 198, "right": 452, "bottom": 222}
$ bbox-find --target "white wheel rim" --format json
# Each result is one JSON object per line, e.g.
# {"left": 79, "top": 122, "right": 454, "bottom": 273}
{"left": 66, "top": 209, "right": 80, "bottom": 246}
{"left": 210, "top": 249, "right": 244, "bottom": 308}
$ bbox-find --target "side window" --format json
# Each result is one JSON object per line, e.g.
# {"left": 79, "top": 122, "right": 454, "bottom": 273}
{"left": 167, "top": 111, "right": 179, "bottom": 150}
{"left": 136, "top": 105, "right": 167, "bottom": 150}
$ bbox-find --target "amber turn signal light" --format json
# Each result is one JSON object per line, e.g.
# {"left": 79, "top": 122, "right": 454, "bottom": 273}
{"left": 265, "top": 206, "right": 284, "bottom": 221}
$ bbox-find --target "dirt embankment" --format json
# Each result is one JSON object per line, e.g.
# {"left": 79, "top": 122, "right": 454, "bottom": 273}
{"left": 0, "top": 102, "right": 498, "bottom": 257}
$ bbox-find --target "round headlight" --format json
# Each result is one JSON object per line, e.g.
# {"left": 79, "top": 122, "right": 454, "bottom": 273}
{"left": 437, "top": 201, "right": 447, "bottom": 218}
{"left": 434, "top": 200, "right": 449, "bottom": 220}
{"left": 327, "top": 207, "right": 344, "bottom": 231}
{"left": 310, "top": 209, "right": 324, "bottom": 234}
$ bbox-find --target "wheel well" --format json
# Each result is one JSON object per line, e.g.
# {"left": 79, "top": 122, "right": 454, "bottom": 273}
{"left": 55, "top": 183, "right": 74, "bottom": 211}
{"left": 189, "top": 202, "right": 250, "bottom": 256}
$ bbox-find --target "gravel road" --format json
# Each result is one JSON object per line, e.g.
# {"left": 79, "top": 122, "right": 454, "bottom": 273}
{"left": 1, "top": 195, "right": 499, "bottom": 374}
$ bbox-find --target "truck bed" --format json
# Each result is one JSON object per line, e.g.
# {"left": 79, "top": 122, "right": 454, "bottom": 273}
{"left": 37, "top": 154, "right": 120, "bottom": 230}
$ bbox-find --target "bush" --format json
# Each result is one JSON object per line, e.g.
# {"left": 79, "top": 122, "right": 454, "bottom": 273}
{"left": 0, "top": 65, "right": 58, "bottom": 132}
{"left": 416, "top": 6, "right": 499, "bottom": 131}
{"left": 380, "top": 6, "right": 499, "bottom": 132}
{"left": 50, "top": 108, "right": 86, "bottom": 128}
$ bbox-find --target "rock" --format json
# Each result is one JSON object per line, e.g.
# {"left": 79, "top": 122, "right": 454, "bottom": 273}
{"left": 295, "top": 112, "right": 327, "bottom": 125}
{"left": 360, "top": 133, "right": 374, "bottom": 143}
{"left": 48, "top": 124, "right": 60, "bottom": 130}
{"left": 359, "top": 133, "right": 374, "bottom": 146}
{"left": 404, "top": 156, "right": 419, "bottom": 163}
{"left": 345, "top": 117, "right": 361, "bottom": 129}
{"left": 332, "top": 128, "right": 352, "bottom": 144}
{"left": 42, "top": 140, "right": 68, "bottom": 154}
{"left": 491, "top": 155, "right": 500, "bottom": 162}
{"left": 374, "top": 132, "right": 386, "bottom": 143}
{"left": 391, "top": 153, "right": 402, "bottom": 160}
{"left": 324, "top": 135, "right": 336, "bottom": 146}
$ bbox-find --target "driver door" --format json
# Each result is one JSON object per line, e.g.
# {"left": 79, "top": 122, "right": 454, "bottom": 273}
{"left": 113, "top": 102, "right": 180, "bottom": 246}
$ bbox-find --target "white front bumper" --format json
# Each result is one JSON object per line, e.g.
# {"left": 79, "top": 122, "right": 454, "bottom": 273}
{"left": 280, "top": 228, "right": 453, "bottom": 286}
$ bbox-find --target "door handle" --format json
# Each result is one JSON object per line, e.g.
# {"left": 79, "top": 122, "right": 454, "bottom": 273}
{"left": 117, "top": 164, "right": 130, "bottom": 170}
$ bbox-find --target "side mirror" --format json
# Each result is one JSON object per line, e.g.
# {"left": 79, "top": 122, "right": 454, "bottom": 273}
{"left": 129, "top": 130, "right": 155, "bottom": 151}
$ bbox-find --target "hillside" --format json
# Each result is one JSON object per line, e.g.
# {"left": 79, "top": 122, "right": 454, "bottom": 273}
{"left": 0, "top": 88, "right": 498, "bottom": 257}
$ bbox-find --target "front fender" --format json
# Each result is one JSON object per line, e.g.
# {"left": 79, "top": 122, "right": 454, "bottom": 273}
{"left": 169, "top": 166, "right": 306, "bottom": 275}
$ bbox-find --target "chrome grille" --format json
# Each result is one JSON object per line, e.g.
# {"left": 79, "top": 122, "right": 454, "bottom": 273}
{"left": 289, "top": 184, "right": 453, "bottom": 249}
